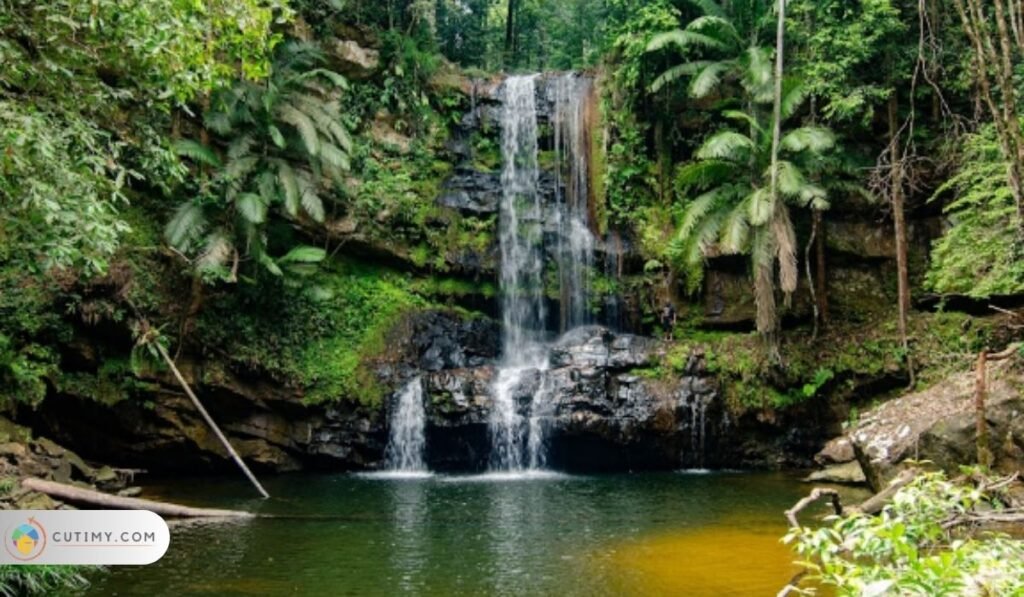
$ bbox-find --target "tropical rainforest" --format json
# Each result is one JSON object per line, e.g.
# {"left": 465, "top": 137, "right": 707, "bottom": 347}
{"left": 2, "top": 0, "right": 1024, "bottom": 595}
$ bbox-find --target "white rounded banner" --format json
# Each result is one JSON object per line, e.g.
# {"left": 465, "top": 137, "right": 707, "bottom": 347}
{"left": 0, "top": 510, "right": 169, "bottom": 565}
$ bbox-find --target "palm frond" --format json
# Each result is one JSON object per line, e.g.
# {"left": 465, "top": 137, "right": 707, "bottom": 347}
{"left": 689, "top": 61, "right": 732, "bottom": 98}
{"left": 676, "top": 159, "right": 738, "bottom": 191}
{"left": 781, "top": 126, "right": 835, "bottom": 154}
{"left": 718, "top": 198, "right": 751, "bottom": 254}
{"left": 779, "top": 78, "right": 807, "bottom": 120}
{"left": 743, "top": 46, "right": 773, "bottom": 99}
{"left": 689, "top": 209, "right": 727, "bottom": 264}
{"left": 695, "top": 130, "right": 754, "bottom": 161}
{"left": 647, "top": 29, "right": 729, "bottom": 54}
{"left": 650, "top": 62, "right": 712, "bottom": 93}
{"left": 747, "top": 186, "right": 773, "bottom": 226}
{"left": 774, "top": 160, "right": 807, "bottom": 197}
{"left": 721, "top": 110, "right": 763, "bottom": 135}
{"left": 686, "top": 15, "right": 742, "bottom": 46}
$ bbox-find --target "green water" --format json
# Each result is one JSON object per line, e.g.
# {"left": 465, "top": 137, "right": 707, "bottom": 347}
{"left": 90, "top": 471, "right": 866, "bottom": 596}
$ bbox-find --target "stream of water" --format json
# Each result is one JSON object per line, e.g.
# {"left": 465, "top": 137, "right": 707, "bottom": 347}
{"left": 490, "top": 75, "right": 550, "bottom": 472}
{"left": 90, "top": 472, "right": 865, "bottom": 596}
{"left": 381, "top": 377, "right": 428, "bottom": 476}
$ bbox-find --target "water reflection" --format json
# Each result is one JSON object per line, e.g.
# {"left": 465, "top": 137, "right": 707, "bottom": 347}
{"left": 387, "top": 479, "right": 430, "bottom": 594}
{"left": 90, "top": 473, "right": 869, "bottom": 596}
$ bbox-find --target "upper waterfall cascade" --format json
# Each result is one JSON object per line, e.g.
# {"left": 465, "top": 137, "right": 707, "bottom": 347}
{"left": 489, "top": 73, "right": 596, "bottom": 472}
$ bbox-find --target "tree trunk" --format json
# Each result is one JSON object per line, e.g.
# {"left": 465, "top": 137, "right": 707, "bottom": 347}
{"left": 975, "top": 350, "right": 993, "bottom": 468}
{"left": 888, "top": 94, "right": 915, "bottom": 387}
{"left": 504, "top": 0, "right": 517, "bottom": 67}
{"left": 22, "top": 478, "right": 256, "bottom": 518}
{"left": 814, "top": 209, "right": 829, "bottom": 326}
{"left": 768, "top": 0, "right": 786, "bottom": 227}
{"left": 155, "top": 342, "right": 270, "bottom": 499}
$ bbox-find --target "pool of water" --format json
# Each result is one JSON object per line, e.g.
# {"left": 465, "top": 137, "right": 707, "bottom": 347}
{"left": 89, "top": 471, "right": 867, "bottom": 596}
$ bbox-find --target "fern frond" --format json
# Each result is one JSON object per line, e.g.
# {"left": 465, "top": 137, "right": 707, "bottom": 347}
{"left": 236, "top": 193, "right": 267, "bottom": 224}
{"left": 277, "top": 104, "right": 320, "bottom": 156}
{"left": 172, "top": 139, "right": 221, "bottom": 168}
{"left": 297, "top": 172, "right": 325, "bottom": 223}
{"left": 165, "top": 202, "right": 207, "bottom": 251}
{"left": 276, "top": 161, "right": 301, "bottom": 217}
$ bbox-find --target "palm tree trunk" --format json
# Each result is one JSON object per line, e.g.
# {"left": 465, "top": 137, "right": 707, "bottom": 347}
{"left": 768, "top": 0, "right": 786, "bottom": 214}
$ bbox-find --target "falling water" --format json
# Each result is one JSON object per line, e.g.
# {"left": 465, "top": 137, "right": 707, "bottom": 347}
{"left": 550, "top": 74, "right": 596, "bottom": 331}
{"left": 490, "top": 75, "right": 551, "bottom": 471}
{"left": 385, "top": 377, "right": 428, "bottom": 472}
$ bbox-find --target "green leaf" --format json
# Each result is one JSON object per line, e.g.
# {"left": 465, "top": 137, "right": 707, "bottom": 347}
{"left": 277, "top": 104, "right": 320, "bottom": 156}
{"left": 269, "top": 125, "right": 286, "bottom": 148}
{"left": 647, "top": 29, "right": 728, "bottom": 54}
{"left": 236, "top": 193, "right": 267, "bottom": 224}
{"left": 781, "top": 127, "right": 835, "bottom": 154}
{"left": 277, "top": 162, "right": 300, "bottom": 217}
{"left": 279, "top": 245, "right": 326, "bottom": 263}
{"left": 164, "top": 202, "right": 206, "bottom": 250}
{"left": 172, "top": 139, "right": 221, "bottom": 168}
{"left": 696, "top": 131, "right": 754, "bottom": 161}
{"left": 259, "top": 252, "right": 283, "bottom": 276}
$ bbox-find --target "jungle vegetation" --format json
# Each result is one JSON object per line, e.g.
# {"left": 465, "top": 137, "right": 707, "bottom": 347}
{"left": 2, "top": 0, "right": 1024, "bottom": 592}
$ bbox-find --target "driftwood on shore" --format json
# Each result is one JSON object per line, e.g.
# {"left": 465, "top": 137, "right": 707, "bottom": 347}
{"left": 22, "top": 478, "right": 257, "bottom": 519}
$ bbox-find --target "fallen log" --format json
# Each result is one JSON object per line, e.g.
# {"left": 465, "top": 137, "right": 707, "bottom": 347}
{"left": 22, "top": 478, "right": 256, "bottom": 519}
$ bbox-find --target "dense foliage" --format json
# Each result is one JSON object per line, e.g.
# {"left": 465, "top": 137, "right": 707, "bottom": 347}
{"left": 3, "top": 0, "right": 1024, "bottom": 592}
{"left": 785, "top": 472, "right": 1024, "bottom": 596}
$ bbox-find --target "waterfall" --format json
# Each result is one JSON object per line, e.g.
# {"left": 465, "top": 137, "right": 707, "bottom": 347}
{"left": 488, "top": 73, "right": 598, "bottom": 472}
{"left": 490, "top": 75, "right": 551, "bottom": 472}
{"left": 550, "top": 74, "right": 596, "bottom": 331}
{"left": 385, "top": 377, "right": 428, "bottom": 472}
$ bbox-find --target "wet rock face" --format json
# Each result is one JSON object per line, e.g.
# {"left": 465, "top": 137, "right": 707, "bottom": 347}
{"left": 437, "top": 167, "right": 501, "bottom": 215}
{"left": 408, "top": 310, "right": 502, "bottom": 372}
{"left": 412, "top": 326, "right": 731, "bottom": 472}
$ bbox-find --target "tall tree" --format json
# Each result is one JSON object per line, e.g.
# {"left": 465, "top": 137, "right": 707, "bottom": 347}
{"left": 952, "top": 0, "right": 1024, "bottom": 238}
{"left": 505, "top": 0, "right": 519, "bottom": 66}
{"left": 670, "top": 86, "right": 833, "bottom": 341}
{"left": 767, "top": 0, "right": 788, "bottom": 351}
